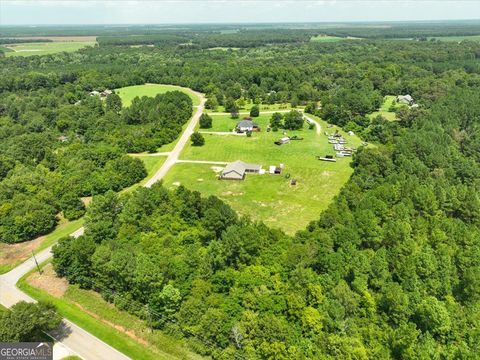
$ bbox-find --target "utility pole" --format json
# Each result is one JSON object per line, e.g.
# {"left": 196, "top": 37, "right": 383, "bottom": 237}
{"left": 146, "top": 304, "right": 152, "bottom": 333}
{"left": 32, "top": 251, "right": 42, "bottom": 274}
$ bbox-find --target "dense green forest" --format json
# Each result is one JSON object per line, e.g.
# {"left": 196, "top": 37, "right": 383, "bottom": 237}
{"left": 1, "top": 25, "right": 480, "bottom": 358}
{"left": 0, "top": 80, "right": 192, "bottom": 243}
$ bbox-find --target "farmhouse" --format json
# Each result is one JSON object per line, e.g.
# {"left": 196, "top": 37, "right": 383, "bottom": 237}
{"left": 396, "top": 94, "right": 414, "bottom": 105}
{"left": 101, "top": 89, "right": 113, "bottom": 97}
{"left": 221, "top": 160, "right": 262, "bottom": 180}
{"left": 236, "top": 119, "right": 259, "bottom": 133}
{"left": 90, "top": 89, "right": 113, "bottom": 97}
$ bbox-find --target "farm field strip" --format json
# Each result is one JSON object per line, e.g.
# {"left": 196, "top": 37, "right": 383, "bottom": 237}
{"left": 115, "top": 83, "right": 201, "bottom": 107}
{"left": 4, "top": 41, "right": 96, "bottom": 56}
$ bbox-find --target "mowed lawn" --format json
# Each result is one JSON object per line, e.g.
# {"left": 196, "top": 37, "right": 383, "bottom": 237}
{"left": 201, "top": 113, "right": 271, "bottom": 132}
{"left": 368, "top": 95, "right": 399, "bottom": 121}
{"left": 4, "top": 41, "right": 96, "bottom": 57}
{"left": 210, "top": 102, "right": 293, "bottom": 113}
{"left": 164, "top": 114, "right": 364, "bottom": 234}
{"left": 116, "top": 84, "right": 201, "bottom": 107}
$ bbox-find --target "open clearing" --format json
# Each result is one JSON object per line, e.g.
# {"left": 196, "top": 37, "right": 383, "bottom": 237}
{"left": 116, "top": 83, "right": 201, "bottom": 107}
{"left": 0, "top": 218, "right": 84, "bottom": 275}
{"left": 4, "top": 41, "right": 96, "bottom": 57}
{"left": 164, "top": 113, "right": 364, "bottom": 234}
{"left": 211, "top": 102, "right": 293, "bottom": 113}
{"left": 368, "top": 95, "right": 400, "bottom": 121}
{"left": 310, "top": 35, "right": 349, "bottom": 42}
{"left": 428, "top": 35, "right": 480, "bottom": 42}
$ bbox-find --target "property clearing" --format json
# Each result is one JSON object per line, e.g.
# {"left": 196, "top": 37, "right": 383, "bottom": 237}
{"left": 368, "top": 95, "right": 400, "bottom": 121}
{"left": 164, "top": 113, "right": 364, "bottom": 234}
{"left": 0, "top": 218, "right": 84, "bottom": 275}
{"left": 210, "top": 102, "right": 294, "bottom": 113}
{"left": 115, "top": 83, "right": 201, "bottom": 107}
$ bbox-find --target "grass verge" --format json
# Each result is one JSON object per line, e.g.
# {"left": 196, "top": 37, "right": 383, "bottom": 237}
{"left": 0, "top": 219, "right": 84, "bottom": 275}
{"left": 18, "top": 261, "right": 199, "bottom": 360}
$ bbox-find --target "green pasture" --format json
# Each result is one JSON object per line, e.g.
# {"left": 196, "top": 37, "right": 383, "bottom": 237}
{"left": 4, "top": 41, "right": 96, "bottom": 57}
{"left": 202, "top": 113, "right": 271, "bottom": 132}
{"left": 368, "top": 95, "right": 400, "bottom": 121}
{"left": 210, "top": 102, "right": 293, "bottom": 113}
{"left": 165, "top": 114, "right": 363, "bottom": 234}
{"left": 429, "top": 35, "right": 480, "bottom": 42}
{"left": 115, "top": 83, "right": 201, "bottom": 107}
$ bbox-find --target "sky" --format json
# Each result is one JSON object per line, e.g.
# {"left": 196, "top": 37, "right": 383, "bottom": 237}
{"left": 1, "top": 0, "right": 480, "bottom": 26}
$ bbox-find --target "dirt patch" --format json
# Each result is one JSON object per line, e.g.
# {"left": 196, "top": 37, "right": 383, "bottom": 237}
{"left": 221, "top": 191, "right": 244, "bottom": 196}
{"left": 81, "top": 196, "right": 92, "bottom": 206}
{"left": 322, "top": 171, "right": 332, "bottom": 177}
{"left": 0, "top": 236, "right": 44, "bottom": 269}
{"left": 73, "top": 299, "right": 149, "bottom": 346}
{"left": 26, "top": 263, "right": 68, "bottom": 298}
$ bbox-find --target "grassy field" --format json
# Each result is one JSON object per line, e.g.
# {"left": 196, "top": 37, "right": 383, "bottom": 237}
{"left": 310, "top": 35, "right": 347, "bottom": 42}
{"left": 202, "top": 113, "right": 271, "bottom": 132}
{"left": 0, "top": 218, "right": 84, "bottom": 275}
{"left": 368, "top": 95, "right": 399, "bottom": 121}
{"left": 116, "top": 84, "right": 201, "bottom": 107}
{"left": 19, "top": 263, "right": 201, "bottom": 360}
{"left": 4, "top": 41, "right": 96, "bottom": 57}
{"left": 164, "top": 113, "right": 363, "bottom": 234}
{"left": 210, "top": 102, "right": 294, "bottom": 113}
{"left": 428, "top": 35, "right": 480, "bottom": 42}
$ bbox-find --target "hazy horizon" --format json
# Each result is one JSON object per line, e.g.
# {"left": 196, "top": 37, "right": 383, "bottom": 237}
{"left": 2, "top": 1, "right": 480, "bottom": 26}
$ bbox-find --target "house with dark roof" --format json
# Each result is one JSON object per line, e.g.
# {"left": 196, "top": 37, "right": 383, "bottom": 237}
{"left": 221, "top": 160, "right": 262, "bottom": 180}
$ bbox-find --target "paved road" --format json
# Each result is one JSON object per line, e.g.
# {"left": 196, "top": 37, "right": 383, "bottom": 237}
{"left": 145, "top": 92, "right": 206, "bottom": 187}
{"left": 0, "top": 92, "right": 207, "bottom": 360}
{"left": 0, "top": 227, "right": 130, "bottom": 360}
